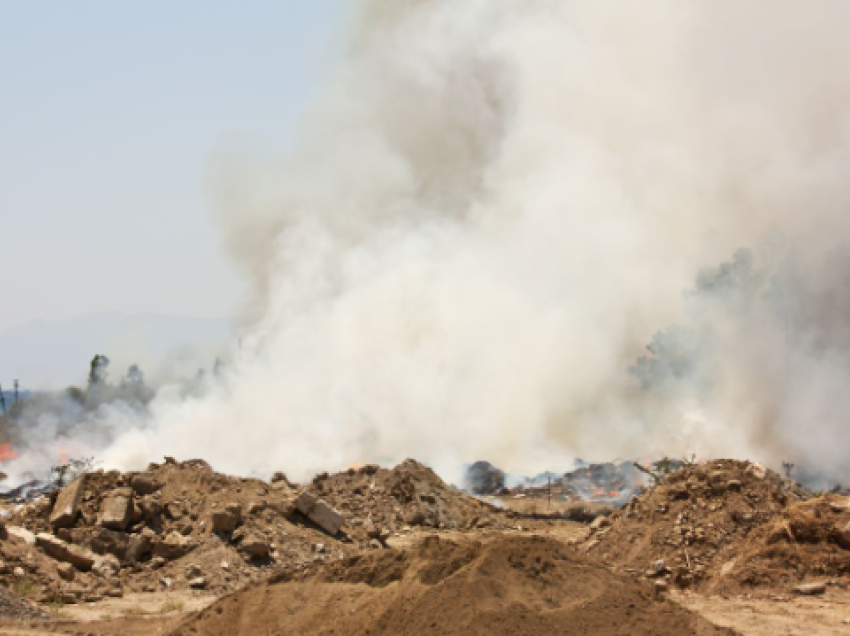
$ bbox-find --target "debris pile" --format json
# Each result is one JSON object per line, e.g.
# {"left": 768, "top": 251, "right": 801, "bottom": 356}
{"left": 310, "top": 459, "right": 512, "bottom": 544}
{"left": 722, "top": 492, "right": 850, "bottom": 592}
{"left": 171, "top": 535, "right": 734, "bottom": 636}
{"left": 583, "top": 459, "right": 818, "bottom": 593}
{"left": 0, "top": 458, "right": 511, "bottom": 604}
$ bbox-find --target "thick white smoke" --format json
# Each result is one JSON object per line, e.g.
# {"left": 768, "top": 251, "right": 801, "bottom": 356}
{"left": 91, "top": 1, "right": 850, "bottom": 483}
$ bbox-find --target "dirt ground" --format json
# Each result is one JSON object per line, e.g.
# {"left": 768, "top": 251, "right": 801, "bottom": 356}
{"left": 676, "top": 589, "right": 850, "bottom": 636}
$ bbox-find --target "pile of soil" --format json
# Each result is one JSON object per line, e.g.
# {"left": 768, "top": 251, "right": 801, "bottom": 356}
{"left": 720, "top": 493, "right": 850, "bottom": 592}
{"left": 314, "top": 459, "right": 512, "bottom": 542}
{"left": 171, "top": 535, "right": 735, "bottom": 636}
{"left": 0, "top": 458, "right": 512, "bottom": 604}
{"left": 584, "top": 459, "right": 814, "bottom": 591}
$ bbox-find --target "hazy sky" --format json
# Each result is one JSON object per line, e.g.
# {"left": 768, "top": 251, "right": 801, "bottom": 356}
{"left": 0, "top": 2, "right": 343, "bottom": 331}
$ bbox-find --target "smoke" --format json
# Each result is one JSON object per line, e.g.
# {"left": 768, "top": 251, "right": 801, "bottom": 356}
{"left": 65, "top": 1, "right": 850, "bottom": 483}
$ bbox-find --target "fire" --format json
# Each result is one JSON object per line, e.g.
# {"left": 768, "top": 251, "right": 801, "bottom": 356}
{"left": 0, "top": 442, "right": 16, "bottom": 462}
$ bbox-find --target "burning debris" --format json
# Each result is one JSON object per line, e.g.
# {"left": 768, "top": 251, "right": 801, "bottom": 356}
{"left": 464, "top": 459, "right": 646, "bottom": 505}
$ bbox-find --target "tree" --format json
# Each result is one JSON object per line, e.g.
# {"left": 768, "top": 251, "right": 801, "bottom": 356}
{"left": 88, "top": 355, "right": 110, "bottom": 388}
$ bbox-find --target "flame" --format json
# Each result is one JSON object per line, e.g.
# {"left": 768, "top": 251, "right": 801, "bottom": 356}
{"left": 0, "top": 442, "right": 17, "bottom": 462}
{"left": 59, "top": 449, "right": 67, "bottom": 466}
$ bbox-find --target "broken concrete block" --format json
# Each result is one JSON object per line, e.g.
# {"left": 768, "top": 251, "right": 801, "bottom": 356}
{"left": 100, "top": 494, "right": 133, "bottom": 530}
{"left": 294, "top": 490, "right": 345, "bottom": 535}
{"left": 152, "top": 532, "right": 197, "bottom": 560}
{"left": 57, "top": 562, "right": 75, "bottom": 581}
{"left": 211, "top": 511, "right": 238, "bottom": 534}
{"left": 36, "top": 533, "right": 96, "bottom": 571}
{"left": 126, "top": 534, "right": 152, "bottom": 564}
{"left": 50, "top": 476, "right": 87, "bottom": 528}
{"left": 130, "top": 473, "right": 160, "bottom": 495}
{"left": 237, "top": 533, "right": 270, "bottom": 558}
{"left": 794, "top": 581, "right": 827, "bottom": 595}
{"left": 7, "top": 526, "right": 36, "bottom": 545}
{"left": 90, "top": 528, "right": 130, "bottom": 560}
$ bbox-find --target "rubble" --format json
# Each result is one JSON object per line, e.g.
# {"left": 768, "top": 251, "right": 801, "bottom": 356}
{"left": 581, "top": 459, "right": 848, "bottom": 595}
{"left": 294, "top": 490, "right": 344, "bottom": 535}
{"left": 49, "top": 476, "right": 86, "bottom": 528}
{"left": 0, "top": 456, "right": 512, "bottom": 604}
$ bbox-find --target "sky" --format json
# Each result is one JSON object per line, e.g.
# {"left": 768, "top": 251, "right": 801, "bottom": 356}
{"left": 0, "top": 1, "right": 344, "bottom": 332}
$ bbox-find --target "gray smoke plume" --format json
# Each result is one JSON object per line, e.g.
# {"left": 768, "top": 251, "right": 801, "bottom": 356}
{"left": 88, "top": 1, "right": 850, "bottom": 485}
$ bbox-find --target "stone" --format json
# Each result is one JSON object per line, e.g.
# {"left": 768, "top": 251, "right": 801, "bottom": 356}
{"left": 294, "top": 490, "right": 345, "bottom": 535}
{"left": 90, "top": 528, "right": 130, "bottom": 560}
{"left": 189, "top": 576, "right": 207, "bottom": 589}
{"left": 57, "top": 562, "right": 75, "bottom": 581}
{"left": 225, "top": 503, "right": 243, "bottom": 522}
{"left": 211, "top": 511, "right": 238, "bottom": 534}
{"left": 49, "top": 476, "right": 87, "bottom": 528}
{"left": 100, "top": 495, "right": 133, "bottom": 531}
{"left": 130, "top": 474, "right": 160, "bottom": 495}
{"left": 590, "top": 516, "right": 611, "bottom": 531}
{"left": 238, "top": 533, "right": 271, "bottom": 558}
{"left": 93, "top": 554, "right": 121, "bottom": 576}
{"left": 36, "top": 533, "right": 96, "bottom": 571}
{"left": 126, "top": 534, "right": 152, "bottom": 564}
{"left": 726, "top": 480, "right": 743, "bottom": 492}
{"left": 246, "top": 501, "right": 265, "bottom": 515}
{"left": 152, "top": 532, "right": 197, "bottom": 560}
{"left": 834, "top": 520, "right": 850, "bottom": 550}
{"left": 185, "top": 563, "right": 202, "bottom": 579}
{"left": 794, "top": 581, "right": 827, "bottom": 596}
{"left": 745, "top": 462, "right": 767, "bottom": 480}
{"left": 7, "top": 526, "right": 36, "bottom": 545}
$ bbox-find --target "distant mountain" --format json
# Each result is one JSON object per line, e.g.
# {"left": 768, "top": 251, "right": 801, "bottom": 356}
{"left": 0, "top": 312, "right": 232, "bottom": 389}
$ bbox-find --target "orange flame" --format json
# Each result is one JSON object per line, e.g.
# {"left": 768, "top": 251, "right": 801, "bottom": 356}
{"left": 0, "top": 442, "right": 16, "bottom": 462}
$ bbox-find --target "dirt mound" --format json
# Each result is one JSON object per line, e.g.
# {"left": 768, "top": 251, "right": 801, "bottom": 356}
{"left": 172, "top": 535, "right": 735, "bottom": 636}
{"left": 311, "top": 459, "right": 512, "bottom": 541}
{"left": 584, "top": 459, "right": 814, "bottom": 592}
{"left": 718, "top": 493, "right": 850, "bottom": 592}
{"left": 0, "top": 458, "right": 511, "bottom": 605}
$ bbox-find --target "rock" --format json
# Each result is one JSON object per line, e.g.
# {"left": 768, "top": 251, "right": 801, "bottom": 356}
{"left": 90, "top": 528, "right": 130, "bottom": 560}
{"left": 745, "top": 462, "right": 767, "bottom": 480}
{"left": 211, "top": 511, "right": 238, "bottom": 534}
{"left": 369, "top": 539, "right": 383, "bottom": 550}
{"left": 13, "top": 567, "right": 24, "bottom": 578}
{"left": 829, "top": 497, "right": 850, "bottom": 513}
{"left": 225, "top": 503, "right": 243, "bottom": 522}
{"left": 834, "top": 520, "right": 850, "bottom": 550}
{"left": 294, "top": 490, "right": 345, "bottom": 535}
{"left": 152, "top": 532, "right": 197, "bottom": 560}
{"left": 7, "top": 526, "right": 36, "bottom": 545}
{"left": 590, "top": 516, "right": 612, "bottom": 531}
{"left": 100, "top": 494, "right": 133, "bottom": 531}
{"left": 93, "top": 554, "right": 121, "bottom": 576}
{"left": 726, "top": 480, "right": 743, "bottom": 492}
{"left": 312, "top": 543, "right": 326, "bottom": 554}
{"left": 36, "top": 533, "right": 96, "bottom": 571}
{"left": 246, "top": 501, "right": 265, "bottom": 515}
{"left": 149, "top": 556, "right": 166, "bottom": 570}
{"left": 49, "top": 476, "right": 87, "bottom": 528}
{"left": 185, "top": 564, "right": 203, "bottom": 579}
{"left": 126, "top": 535, "right": 152, "bottom": 564}
{"left": 270, "top": 472, "right": 291, "bottom": 486}
{"left": 238, "top": 533, "right": 271, "bottom": 558}
{"left": 130, "top": 474, "right": 160, "bottom": 495}
{"left": 794, "top": 581, "right": 827, "bottom": 596}
{"left": 57, "top": 562, "right": 75, "bottom": 581}
{"left": 189, "top": 577, "right": 207, "bottom": 589}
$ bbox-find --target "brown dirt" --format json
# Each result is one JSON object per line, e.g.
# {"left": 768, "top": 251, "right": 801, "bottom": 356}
{"left": 584, "top": 459, "right": 822, "bottom": 593}
{"left": 0, "top": 458, "right": 516, "bottom": 605}
{"left": 170, "top": 534, "right": 736, "bottom": 636}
